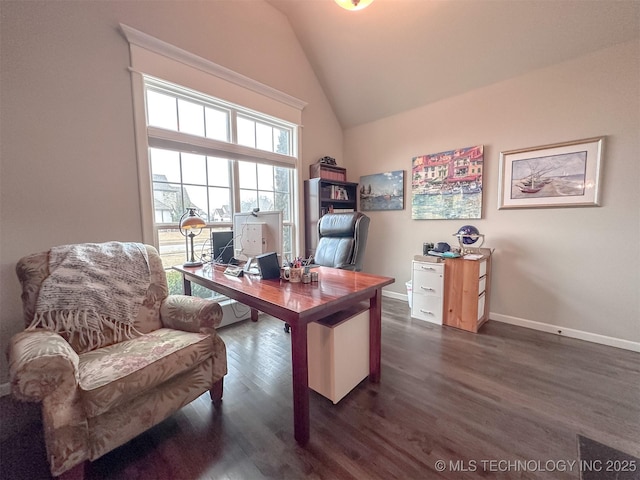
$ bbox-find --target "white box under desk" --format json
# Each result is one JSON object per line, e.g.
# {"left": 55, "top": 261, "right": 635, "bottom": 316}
{"left": 307, "top": 303, "right": 370, "bottom": 404}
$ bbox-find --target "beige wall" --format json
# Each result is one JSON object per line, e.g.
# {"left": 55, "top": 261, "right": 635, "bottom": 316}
{"left": 345, "top": 40, "right": 640, "bottom": 346}
{"left": 1, "top": 2, "right": 638, "bottom": 388}
{"left": 0, "top": 1, "right": 342, "bottom": 383}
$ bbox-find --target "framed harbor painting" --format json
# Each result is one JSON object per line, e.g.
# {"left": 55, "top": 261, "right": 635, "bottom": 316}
{"left": 411, "top": 145, "right": 483, "bottom": 220}
{"left": 359, "top": 170, "right": 404, "bottom": 211}
{"left": 498, "top": 137, "right": 603, "bottom": 209}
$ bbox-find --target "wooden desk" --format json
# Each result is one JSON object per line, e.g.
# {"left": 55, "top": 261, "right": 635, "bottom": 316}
{"left": 173, "top": 264, "right": 395, "bottom": 445}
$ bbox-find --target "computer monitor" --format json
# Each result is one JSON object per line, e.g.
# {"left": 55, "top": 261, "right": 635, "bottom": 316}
{"left": 211, "top": 230, "right": 234, "bottom": 264}
{"left": 233, "top": 210, "right": 283, "bottom": 264}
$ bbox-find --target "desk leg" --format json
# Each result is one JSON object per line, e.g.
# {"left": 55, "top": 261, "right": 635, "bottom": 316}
{"left": 290, "top": 321, "right": 310, "bottom": 445}
{"left": 369, "top": 287, "right": 382, "bottom": 383}
{"left": 183, "top": 277, "right": 192, "bottom": 296}
{"left": 251, "top": 308, "right": 259, "bottom": 322}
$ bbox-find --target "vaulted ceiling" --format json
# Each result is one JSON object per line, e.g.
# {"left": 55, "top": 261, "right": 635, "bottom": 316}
{"left": 266, "top": 0, "right": 640, "bottom": 129}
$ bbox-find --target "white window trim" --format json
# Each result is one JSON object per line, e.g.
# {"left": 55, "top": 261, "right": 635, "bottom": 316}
{"left": 121, "top": 24, "right": 307, "bottom": 114}
{"left": 121, "top": 23, "right": 306, "bottom": 252}
{"left": 148, "top": 126, "right": 297, "bottom": 168}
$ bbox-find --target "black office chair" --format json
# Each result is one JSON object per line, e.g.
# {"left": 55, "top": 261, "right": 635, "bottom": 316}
{"left": 313, "top": 212, "right": 370, "bottom": 271}
{"left": 284, "top": 212, "right": 370, "bottom": 332}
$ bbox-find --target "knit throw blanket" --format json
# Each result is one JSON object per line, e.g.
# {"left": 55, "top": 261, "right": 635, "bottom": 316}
{"left": 30, "top": 242, "right": 151, "bottom": 351}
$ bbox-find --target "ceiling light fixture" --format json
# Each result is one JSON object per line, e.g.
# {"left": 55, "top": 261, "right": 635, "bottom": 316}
{"left": 334, "top": 0, "right": 374, "bottom": 11}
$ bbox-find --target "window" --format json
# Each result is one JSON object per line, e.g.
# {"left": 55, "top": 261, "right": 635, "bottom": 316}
{"left": 143, "top": 78, "right": 298, "bottom": 294}
{"left": 122, "top": 24, "right": 306, "bottom": 297}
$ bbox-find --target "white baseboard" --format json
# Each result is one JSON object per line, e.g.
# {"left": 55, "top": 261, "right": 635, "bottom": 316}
{"left": 0, "top": 382, "right": 10, "bottom": 397}
{"left": 382, "top": 289, "right": 408, "bottom": 303}
{"left": 491, "top": 313, "right": 640, "bottom": 353}
{"left": 381, "top": 290, "right": 640, "bottom": 353}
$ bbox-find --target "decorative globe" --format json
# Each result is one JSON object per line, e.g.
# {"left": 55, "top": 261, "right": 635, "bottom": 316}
{"left": 457, "top": 225, "right": 481, "bottom": 245}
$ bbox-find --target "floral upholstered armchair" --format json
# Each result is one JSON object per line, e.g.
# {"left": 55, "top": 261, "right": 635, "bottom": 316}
{"left": 6, "top": 242, "right": 227, "bottom": 479}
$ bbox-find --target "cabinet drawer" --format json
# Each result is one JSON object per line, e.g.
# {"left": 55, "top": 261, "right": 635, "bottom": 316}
{"left": 412, "top": 295, "right": 443, "bottom": 325}
{"left": 478, "top": 259, "right": 487, "bottom": 278}
{"left": 477, "top": 292, "right": 486, "bottom": 322}
{"left": 413, "top": 272, "right": 443, "bottom": 297}
{"left": 478, "top": 276, "right": 487, "bottom": 294}
{"left": 413, "top": 262, "right": 443, "bottom": 275}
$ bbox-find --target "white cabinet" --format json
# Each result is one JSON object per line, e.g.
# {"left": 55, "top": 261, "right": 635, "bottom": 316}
{"left": 307, "top": 304, "right": 369, "bottom": 404}
{"left": 410, "top": 260, "right": 444, "bottom": 324}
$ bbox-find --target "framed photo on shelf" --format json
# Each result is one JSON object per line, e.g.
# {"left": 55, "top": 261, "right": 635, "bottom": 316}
{"left": 498, "top": 137, "right": 604, "bottom": 209}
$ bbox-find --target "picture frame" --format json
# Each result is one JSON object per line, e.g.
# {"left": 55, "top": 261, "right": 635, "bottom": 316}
{"left": 359, "top": 170, "right": 404, "bottom": 211}
{"left": 411, "top": 145, "right": 484, "bottom": 220}
{"left": 498, "top": 137, "right": 604, "bottom": 209}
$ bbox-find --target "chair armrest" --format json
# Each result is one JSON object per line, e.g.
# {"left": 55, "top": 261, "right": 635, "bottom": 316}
{"left": 8, "top": 330, "right": 79, "bottom": 402}
{"left": 160, "top": 295, "right": 224, "bottom": 334}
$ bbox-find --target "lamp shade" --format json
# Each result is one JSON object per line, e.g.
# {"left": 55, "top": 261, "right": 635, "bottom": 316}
{"left": 335, "top": 0, "right": 374, "bottom": 11}
{"left": 179, "top": 208, "right": 206, "bottom": 230}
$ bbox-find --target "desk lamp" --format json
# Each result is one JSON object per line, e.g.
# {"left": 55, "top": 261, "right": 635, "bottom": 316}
{"left": 179, "top": 207, "right": 206, "bottom": 267}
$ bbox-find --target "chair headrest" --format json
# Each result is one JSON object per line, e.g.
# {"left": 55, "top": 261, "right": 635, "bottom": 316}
{"left": 319, "top": 212, "right": 363, "bottom": 237}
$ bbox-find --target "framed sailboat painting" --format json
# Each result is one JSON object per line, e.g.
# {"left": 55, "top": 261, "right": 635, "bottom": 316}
{"left": 498, "top": 137, "right": 604, "bottom": 209}
{"left": 359, "top": 170, "right": 404, "bottom": 211}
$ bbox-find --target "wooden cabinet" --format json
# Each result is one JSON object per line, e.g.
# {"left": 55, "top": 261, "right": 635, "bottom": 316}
{"left": 309, "top": 163, "right": 346, "bottom": 181}
{"left": 410, "top": 260, "right": 445, "bottom": 324}
{"left": 304, "top": 178, "right": 358, "bottom": 257}
{"left": 443, "top": 252, "right": 492, "bottom": 333}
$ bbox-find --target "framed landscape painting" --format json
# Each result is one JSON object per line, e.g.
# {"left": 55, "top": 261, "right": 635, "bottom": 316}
{"left": 411, "top": 145, "right": 484, "bottom": 220}
{"left": 359, "top": 170, "right": 404, "bottom": 211}
{"left": 498, "top": 137, "right": 603, "bottom": 209}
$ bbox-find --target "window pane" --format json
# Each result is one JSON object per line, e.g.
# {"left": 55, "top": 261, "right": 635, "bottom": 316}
{"left": 237, "top": 116, "right": 255, "bottom": 148}
{"left": 178, "top": 99, "right": 205, "bottom": 136}
{"left": 205, "top": 107, "right": 229, "bottom": 142}
{"left": 238, "top": 161, "right": 257, "bottom": 189}
{"left": 207, "top": 157, "right": 230, "bottom": 187}
{"left": 256, "top": 122, "right": 273, "bottom": 152}
{"left": 147, "top": 90, "right": 178, "bottom": 130}
{"left": 150, "top": 148, "right": 181, "bottom": 183}
{"left": 153, "top": 182, "right": 183, "bottom": 223}
{"left": 274, "top": 128, "right": 290, "bottom": 155}
{"left": 239, "top": 189, "right": 257, "bottom": 212}
{"left": 183, "top": 184, "right": 208, "bottom": 219}
{"left": 157, "top": 228, "right": 187, "bottom": 269}
{"left": 257, "top": 164, "right": 274, "bottom": 190}
{"left": 208, "top": 187, "right": 232, "bottom": 222}
{"left": 274, "top": 167, "right": 290, "bottom": 192}
{"left": 275, "top": 192, "right": 291, "bottom": 221}
{"left": 257, "top": 191, "right": 274, "bottom": 211}
{"left": 181, "top": 153, "right": 207, "bottom": 186}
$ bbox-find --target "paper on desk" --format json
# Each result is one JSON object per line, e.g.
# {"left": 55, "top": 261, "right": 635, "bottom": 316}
{"left": 463, "top": 254, "right": 483, "bottom": 260}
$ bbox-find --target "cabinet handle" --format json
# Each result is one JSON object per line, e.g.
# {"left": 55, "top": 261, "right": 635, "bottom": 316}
{"left": 420, "top": 286, "right": 435, "bottom": 292}
{"left": 419, "top": 309, "right": 434, "bottom": 315}
{"left": 420, "top": 266, "right": 435, "bottom": 271}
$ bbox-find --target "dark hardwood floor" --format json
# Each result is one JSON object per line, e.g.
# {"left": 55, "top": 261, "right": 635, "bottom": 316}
{"left": 1, "top": 297, "right": 639, "bottom": 479}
